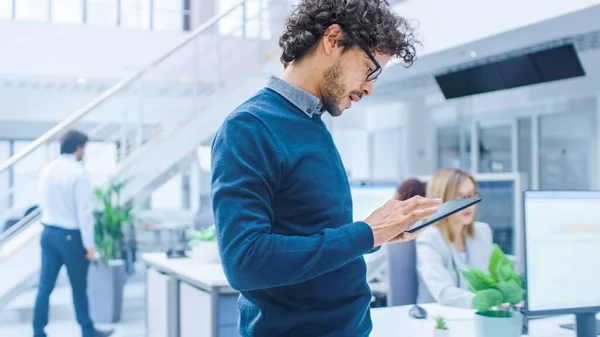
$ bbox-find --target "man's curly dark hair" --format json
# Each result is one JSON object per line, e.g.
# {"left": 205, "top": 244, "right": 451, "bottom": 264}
{"left": 279, "top": 0, "right": 418, "bottom": 68}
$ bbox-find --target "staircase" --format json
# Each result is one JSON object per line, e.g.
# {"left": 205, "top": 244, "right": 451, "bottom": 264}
{"left": 0, "top": 0, "right": 288, "bottom": 311}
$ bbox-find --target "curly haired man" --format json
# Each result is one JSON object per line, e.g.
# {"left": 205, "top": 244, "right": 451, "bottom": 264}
{"left": 211, "top": 0, "right": 441, "bottom": 336}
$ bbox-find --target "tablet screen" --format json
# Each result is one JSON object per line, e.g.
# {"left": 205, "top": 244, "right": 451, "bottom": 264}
{"left": 404, "top": 196, "right": 481, "bottom": 233}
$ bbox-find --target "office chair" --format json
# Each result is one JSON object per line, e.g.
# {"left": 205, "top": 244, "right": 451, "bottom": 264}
{"left": 386, "top": 241, "right": 418, "bottom": 306}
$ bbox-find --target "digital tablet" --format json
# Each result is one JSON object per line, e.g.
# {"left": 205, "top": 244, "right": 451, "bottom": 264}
{"left": 403, "top": 196, "right": 482, "bottom": 233}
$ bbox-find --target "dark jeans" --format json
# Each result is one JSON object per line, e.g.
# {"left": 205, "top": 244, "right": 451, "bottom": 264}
{"left": 33, "top": 225, "right": 94, "bottom": 337}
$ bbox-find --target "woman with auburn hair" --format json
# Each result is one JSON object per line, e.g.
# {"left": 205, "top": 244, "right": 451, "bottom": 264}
{"left": 395, "top": 178, "right": 426, "bottom": 201}
{"left": 416, "top": 168, "right": 494, "bottom": 308}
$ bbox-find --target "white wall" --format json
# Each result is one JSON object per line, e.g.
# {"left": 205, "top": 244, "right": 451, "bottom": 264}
{"left": 395, "top": 0, "right": 600, "bottom": 55}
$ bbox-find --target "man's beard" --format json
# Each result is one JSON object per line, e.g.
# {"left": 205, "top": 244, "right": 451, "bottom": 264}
{"left": 322, "top": 61, "right": 347, "bottom": 117}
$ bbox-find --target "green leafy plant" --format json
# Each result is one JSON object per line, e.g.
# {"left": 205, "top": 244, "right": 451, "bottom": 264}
{"left": 434, "top": 315, "right": 448, "bottom": 330}
{"left": 188, "top": 225, "right": 217, "bottom": 247}
{"left": 93, "top": 178, "right": 133, "bottom": 264}
{"left": 459, "top": 244, "right": 524, "bottom": 317}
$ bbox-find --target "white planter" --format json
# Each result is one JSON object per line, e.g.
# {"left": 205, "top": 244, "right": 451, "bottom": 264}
{"left": 190, "top": 241, "right": 221, "bottom": 264}
{"left": 433, "top": 329, "right": 450, "bottom": 337}
{"left": 474, "top": 311, "right": 522, "bottom": 337}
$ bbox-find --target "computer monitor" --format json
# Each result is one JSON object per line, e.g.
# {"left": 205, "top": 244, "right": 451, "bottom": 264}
{"left": 523, "top": 190, "right": 600, "bottom": 337}
{"left": 350, "top": 183, "right": 397, "bottom": 281}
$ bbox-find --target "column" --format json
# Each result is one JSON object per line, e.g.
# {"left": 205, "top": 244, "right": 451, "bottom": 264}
{"left": 400, "top": 99, "right": 436, "bottom": 178}
{"left": 331, "top": 108, "right": 369, "bottom": 181}
{"left": 365, "top": 104, "right": 403, "bottom": 181}
{"left": 188, "top": 0, "right": 217, "bottom": 29}
{"left": 590, "top": 93, "right": 600, "bottom": 189}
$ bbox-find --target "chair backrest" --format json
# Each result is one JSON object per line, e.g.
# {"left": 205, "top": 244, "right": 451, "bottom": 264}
{"left": 194, "top": 195, "right": 214, "bottom": 230}
{"left": 386, "top": 240, "right": 418, "bottom": 306}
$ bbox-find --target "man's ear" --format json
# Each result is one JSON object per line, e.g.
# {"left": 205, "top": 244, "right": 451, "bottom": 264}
{"left": 322, "top": 24, "right": 344, "bottom": 56}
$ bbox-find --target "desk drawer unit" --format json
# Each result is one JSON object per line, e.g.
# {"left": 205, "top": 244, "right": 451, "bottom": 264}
{"left": 179, "top": 282, "right": 241, "bottom": 337}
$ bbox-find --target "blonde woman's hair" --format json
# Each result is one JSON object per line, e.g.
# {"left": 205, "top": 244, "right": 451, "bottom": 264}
{"left": 426, "top": 168, "right": 477, "bottom": 243}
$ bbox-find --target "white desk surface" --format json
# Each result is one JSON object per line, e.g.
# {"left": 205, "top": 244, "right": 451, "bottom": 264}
{"left": 141, "top": 252, "right": 236, "bottom": 294}
{"left": 371, "top": 304, "right": 574, "bottom": 337}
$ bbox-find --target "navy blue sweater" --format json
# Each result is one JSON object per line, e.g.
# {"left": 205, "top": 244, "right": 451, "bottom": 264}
{"left": 211, "top": 87, "right": 375, "bottom": 336}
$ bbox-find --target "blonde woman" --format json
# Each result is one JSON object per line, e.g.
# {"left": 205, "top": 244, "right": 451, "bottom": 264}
{"left": 416, "top": 168, "right": 494, "bottom": 308}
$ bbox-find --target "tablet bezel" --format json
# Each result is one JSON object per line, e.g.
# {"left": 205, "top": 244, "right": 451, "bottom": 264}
{"left": 403, "top": 196, "right": 482, "bottom": 233}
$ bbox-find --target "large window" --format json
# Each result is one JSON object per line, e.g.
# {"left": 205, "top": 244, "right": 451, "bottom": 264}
{"left": 87, "top": 0, "right": 118, "bottom": 26}
{"left": 120, "top": 0, "right": 151, "bottom": 29}
{"left": 51, "top": 0, "right": 83, "bottom": 24}
{"left": 1, "top": 0, "right": 186, "bottom": 31}
{"left": 153, "top": 0, "right": 183, "bottom": 31}
{"left": 0, "top": 0, "right": 12, "bottom": 19}
{"left": 14, "top": 0, "right": 48, "bottom": 21}
{"left": 218, "top": 0, "right": 270, "bottom": 37}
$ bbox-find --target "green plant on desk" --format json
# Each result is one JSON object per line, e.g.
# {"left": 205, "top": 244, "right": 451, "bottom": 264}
{"left": 188, "top": 225, "right": 217, "bottom": 247}
{"left": 459, "top": 244, "right": 525, "bottom": 317}
{"left": 434, "top": 315, "right": 448, "bottom": 330}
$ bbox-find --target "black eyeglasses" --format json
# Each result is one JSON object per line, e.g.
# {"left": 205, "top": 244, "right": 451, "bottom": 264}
{"left": 361, "top": 46, "right": 382, "bottom": 82}
{"left": 457, "top": 193, "right": 480, "bottom": 200}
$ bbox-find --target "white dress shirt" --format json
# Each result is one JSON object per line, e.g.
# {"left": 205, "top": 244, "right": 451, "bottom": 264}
{"left": 39, "top": 154, "right": 95, "bottom": 249}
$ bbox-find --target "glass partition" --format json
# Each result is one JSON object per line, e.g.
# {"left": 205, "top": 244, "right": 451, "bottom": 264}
{"left": 437, "top": 126, "right": 471, "bottom": 172}
{"left": 478, "top": 124, "right": 512, "bottom": 173}
{"left": 539, "top": 109, "right": 596, "bottom": 190}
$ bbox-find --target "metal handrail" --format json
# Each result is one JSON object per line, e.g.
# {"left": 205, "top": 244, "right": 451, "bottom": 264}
{"left": 0, "top": 0, "right": 253, "bottom": 175}
{"left": 0, "top": 208, "right": 41, "bottom": 247}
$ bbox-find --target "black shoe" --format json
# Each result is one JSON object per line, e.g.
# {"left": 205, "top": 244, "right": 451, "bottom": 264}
{"left": 94, "top": 328, "right": 114, "bottom": 337}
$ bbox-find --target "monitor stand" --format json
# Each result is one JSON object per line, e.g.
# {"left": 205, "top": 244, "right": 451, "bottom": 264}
{"left": 559, "top": 313, "right": 599, "bottom": 337}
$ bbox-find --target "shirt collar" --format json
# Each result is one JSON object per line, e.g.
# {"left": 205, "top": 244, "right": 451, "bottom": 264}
{"left": 60, "top": 154, "right": 78, "bottom": 162}
{"left": 266, "top": 76, "right": 324, "bottom": 118}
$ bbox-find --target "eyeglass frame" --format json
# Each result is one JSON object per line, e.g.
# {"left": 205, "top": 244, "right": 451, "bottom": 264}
{"left": 457, "top": 193, "right": 480, "bottom": 200}
{"left": 360, "top": 46, "right": 382, "bottom": 82}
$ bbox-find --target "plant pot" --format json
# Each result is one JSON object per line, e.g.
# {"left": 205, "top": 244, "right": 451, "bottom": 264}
{"left": 88, "top": 259, "right": 127, "bottom": 323}
{"left": 474, "top": 311, "right": 522, "bottom": 337}
{"left": 190, "top": 241, "right": 220, "bottom": 264}
{"left": 433, "top": 329, "right": 450, "bottom": 337}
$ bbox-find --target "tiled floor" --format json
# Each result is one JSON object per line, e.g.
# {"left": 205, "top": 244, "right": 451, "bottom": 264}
{"left": 0, "top": 267, "right": 147, "bottom": 337}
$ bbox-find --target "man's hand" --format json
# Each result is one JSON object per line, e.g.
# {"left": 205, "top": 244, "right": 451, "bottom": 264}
{"left": 364, "top": 196, "right": 442, "bottom": 248}
{"left": 85, "top": 247, "right": 96, "bottom": 261}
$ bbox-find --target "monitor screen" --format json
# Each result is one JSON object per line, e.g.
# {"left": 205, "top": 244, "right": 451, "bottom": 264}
{"left": 350, "top": 184, "right": 397, "bottom": 223}
{"left": 477, "top": 181, "right": 516, "bottom": 254}
{"left": 524, "top": 191, "right": 600, "bottom": 313}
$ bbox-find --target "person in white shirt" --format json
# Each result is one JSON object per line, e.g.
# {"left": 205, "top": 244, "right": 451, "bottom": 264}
{"left": 33, "top": 130, "right": 113, "bottom": 337}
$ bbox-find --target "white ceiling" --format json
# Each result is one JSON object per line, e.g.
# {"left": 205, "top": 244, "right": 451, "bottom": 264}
{"left": 369, "top": 4, "right": 600, "bottom": 106}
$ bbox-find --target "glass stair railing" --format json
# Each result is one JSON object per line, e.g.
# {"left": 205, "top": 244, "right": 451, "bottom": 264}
{"left": 0, "top": 0, "right": 290, "bottom": 311}
{"left": 0, "top": 210, "right": 43, "bottom": 312}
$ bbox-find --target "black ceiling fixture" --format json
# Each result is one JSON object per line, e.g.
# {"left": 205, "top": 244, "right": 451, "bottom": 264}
{"left": 435, "top": 44, "right": 586, "bottom": 100}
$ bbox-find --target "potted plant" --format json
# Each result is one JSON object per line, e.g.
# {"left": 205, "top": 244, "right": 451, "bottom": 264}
{"left": 459, "top": 244, "right": 524, "bottom": 337}
{"left": 188, "top": 225, "right": 220, "bottom": 263}
{"left": 433, "top": 315, "right": 449, "bottom": 337}
{"left": 88, "top": 178, "right": 133, "bottom": 323}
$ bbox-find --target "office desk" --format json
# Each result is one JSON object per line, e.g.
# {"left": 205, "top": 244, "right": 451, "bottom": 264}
{"left": 142, "top": 253, "right": 240, "bottom": 337}
{"left": 371, "top": 304, "right": 574, "bottom": 337}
